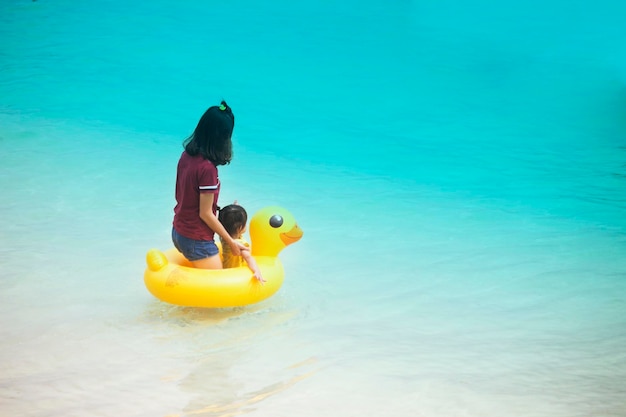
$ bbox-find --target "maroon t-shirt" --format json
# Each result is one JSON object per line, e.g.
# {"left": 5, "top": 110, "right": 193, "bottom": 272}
{"left": 173, "top": 151, "right": 220, "bottom": 241}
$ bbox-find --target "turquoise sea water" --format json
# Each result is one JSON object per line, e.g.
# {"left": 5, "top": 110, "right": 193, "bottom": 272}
{"left": 1, "top": 1, "right": 626, "bottom": 416}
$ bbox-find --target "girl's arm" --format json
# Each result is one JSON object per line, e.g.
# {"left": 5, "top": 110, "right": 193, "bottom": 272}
{"left": 199, "top": 193, "right": 247, "bottom": 256}
{"left": 240, "top": 249, "right": 265, "bottom": 284}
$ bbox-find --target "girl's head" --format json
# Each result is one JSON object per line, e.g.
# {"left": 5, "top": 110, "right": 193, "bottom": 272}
{"left": 218, "top": 204, "right": 248, "bottom": 238}
{"left": 184, "top": 100, "right": 235, "bottom": 165}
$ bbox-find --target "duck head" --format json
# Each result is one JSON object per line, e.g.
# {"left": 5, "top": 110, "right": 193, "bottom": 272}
{"left": 250, "top": 206, "right": 303, "bottom": 257}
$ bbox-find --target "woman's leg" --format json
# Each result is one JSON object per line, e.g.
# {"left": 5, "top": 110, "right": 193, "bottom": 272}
{"left": 191, "top": 254, "right": 222, "bottom": 269}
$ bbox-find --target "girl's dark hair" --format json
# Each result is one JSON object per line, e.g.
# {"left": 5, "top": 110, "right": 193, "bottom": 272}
{"left": 218, "top": 204, "right": 248, "bottom": 238}
{"left": 183, "top": 100, "right": 235, "bottom": 165}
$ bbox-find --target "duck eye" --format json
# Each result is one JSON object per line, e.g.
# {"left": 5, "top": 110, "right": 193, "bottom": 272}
{"left": 269, "top": 215, "right": 283, "bottom": 228}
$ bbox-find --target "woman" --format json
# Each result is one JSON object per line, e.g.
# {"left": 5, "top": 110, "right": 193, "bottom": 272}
{"left": 172, "top": 101, "right": 247, "bottom": 269}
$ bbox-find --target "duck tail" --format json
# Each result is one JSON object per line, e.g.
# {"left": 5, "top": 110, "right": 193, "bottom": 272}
{"left": 146, "top": 249, "right": 168, "bottom": 271}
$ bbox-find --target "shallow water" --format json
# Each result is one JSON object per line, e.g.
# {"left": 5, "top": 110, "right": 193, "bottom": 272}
{"left": 1, "top": 1, "right": 626, "bottom": 416}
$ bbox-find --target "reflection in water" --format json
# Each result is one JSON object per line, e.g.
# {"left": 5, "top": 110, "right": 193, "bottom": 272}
{"left": 180, "top": 358, "right": 318, "bottom": 417}
{"left": 140, "top": 300, "right": 318, "bottom": 415}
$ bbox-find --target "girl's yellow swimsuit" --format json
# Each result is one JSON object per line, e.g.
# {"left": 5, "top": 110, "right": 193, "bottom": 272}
{"left": 221, "top": 238, "right": 249, "bottom": 268}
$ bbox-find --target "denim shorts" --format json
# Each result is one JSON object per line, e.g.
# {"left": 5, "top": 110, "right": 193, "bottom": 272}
{"left": 172, "top": 227, "right": 220, "bottom": 261}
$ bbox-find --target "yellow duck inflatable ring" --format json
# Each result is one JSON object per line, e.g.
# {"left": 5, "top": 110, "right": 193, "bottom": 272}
{"left": 144, "top": 206, "right": 303, "bottom": 308}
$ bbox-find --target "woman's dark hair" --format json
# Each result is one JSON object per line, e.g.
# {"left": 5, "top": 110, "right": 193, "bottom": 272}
{"left": 218, "top": 204, "right": 248, "bottom": 238}
{"left": 183, "top": 100, "right": 235, "bottom": 165}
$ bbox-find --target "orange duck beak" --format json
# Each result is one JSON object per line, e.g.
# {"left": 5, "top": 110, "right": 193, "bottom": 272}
{"left": 280, "top": 223, "right": 304, "bottom": 246}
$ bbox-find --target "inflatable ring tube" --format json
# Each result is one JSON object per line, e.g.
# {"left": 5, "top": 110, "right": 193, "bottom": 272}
{"left": 144, "top": 248, "right": 284, "bottom": 308}
{"left": 143, "top": 206, "right": 303, "bottom": 308}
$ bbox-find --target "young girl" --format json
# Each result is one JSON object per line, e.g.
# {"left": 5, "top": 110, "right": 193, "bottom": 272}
{"left": 172, "top": 101, "right": 248, "bottom": 269}
{"left": 218, "top": 204, "right": 264, "bottom": 283}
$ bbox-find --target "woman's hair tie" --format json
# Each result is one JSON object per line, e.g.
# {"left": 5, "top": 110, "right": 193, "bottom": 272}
{"left": 218, "top": 100, "right": 231, "bottom": 113}
{"left": 217, "top": 100, "right": 234, "bottom": 123}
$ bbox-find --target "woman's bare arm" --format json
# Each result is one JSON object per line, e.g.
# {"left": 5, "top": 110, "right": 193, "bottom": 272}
{"left": 199, "top": 193, "right": 247, "bottom": 255}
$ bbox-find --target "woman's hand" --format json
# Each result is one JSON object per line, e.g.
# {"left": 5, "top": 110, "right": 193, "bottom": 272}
{"left": 228, "top": 239, "right": 248, "bottom": 257}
